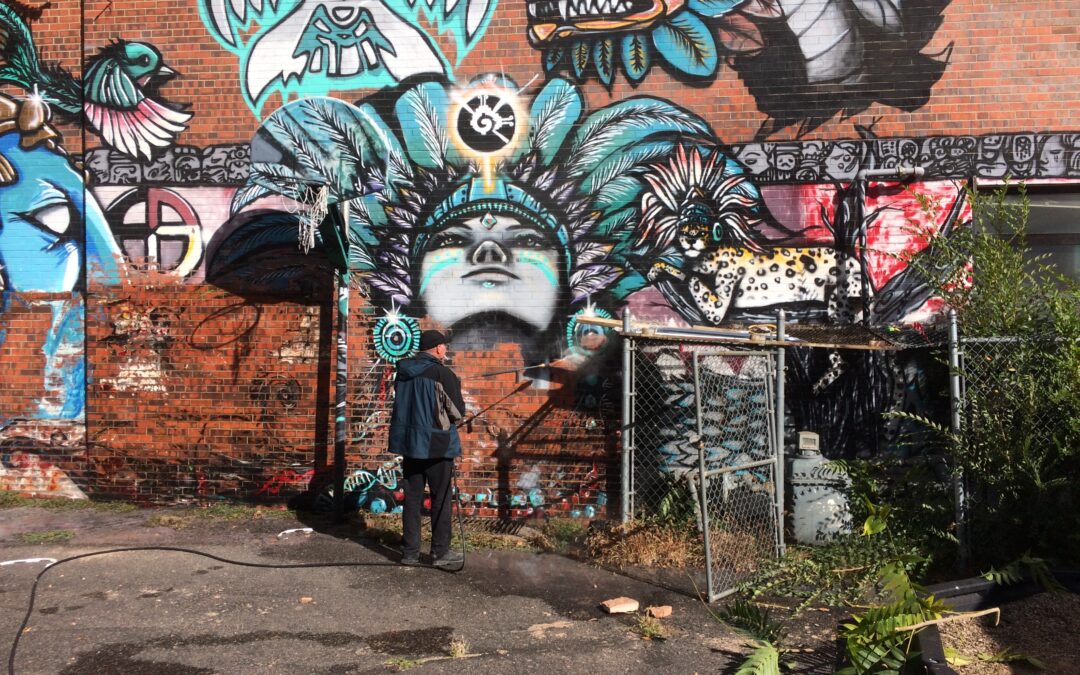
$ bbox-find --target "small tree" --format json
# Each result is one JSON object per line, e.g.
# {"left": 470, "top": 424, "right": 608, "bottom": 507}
{"left": 901, "top": 183, "right": 1080, "bottom": 565}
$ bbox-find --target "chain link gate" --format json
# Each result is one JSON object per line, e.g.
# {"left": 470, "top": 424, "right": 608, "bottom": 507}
{"left": 623, "top": 333, "right": 783, "bottom": 601}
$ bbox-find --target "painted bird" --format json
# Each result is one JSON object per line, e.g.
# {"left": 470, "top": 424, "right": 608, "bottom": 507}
{"left": 0, "top": 4, "right": 191, "bottom": 161}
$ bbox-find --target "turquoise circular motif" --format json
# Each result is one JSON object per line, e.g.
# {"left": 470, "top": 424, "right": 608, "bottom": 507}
{"left": 373, "top": 314, "right": 421, "bottom": 362}
{"left": 565, "top": 307, "right": 613, "bottom": 355}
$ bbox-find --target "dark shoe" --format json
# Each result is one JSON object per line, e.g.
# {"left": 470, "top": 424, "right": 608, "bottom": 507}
{"left": 432, "top": 550, "right": 464, "bottom": 571}
{"left": 400, "top": 553, "right": 421, "bottom": 566}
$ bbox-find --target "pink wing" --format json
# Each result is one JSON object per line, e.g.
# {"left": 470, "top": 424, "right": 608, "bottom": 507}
{"left": 84, "top": 98, "right": 192, "bottom": 161}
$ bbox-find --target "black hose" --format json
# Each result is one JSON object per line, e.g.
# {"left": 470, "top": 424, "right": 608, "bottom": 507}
{"left": 6, "top": 530, "right": 467, "bottom": 675}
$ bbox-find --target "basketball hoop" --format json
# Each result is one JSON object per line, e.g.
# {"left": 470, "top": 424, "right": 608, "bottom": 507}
{"left": 282, "top": 184, "right": 329, "bottom": 254}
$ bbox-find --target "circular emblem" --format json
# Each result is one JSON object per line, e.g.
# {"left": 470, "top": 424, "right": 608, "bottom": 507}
{"left": 373, "top": 314, "right": 421, "bottom": 363}
{"left": 456, "top": 93, "right": 517, "bottom": 154}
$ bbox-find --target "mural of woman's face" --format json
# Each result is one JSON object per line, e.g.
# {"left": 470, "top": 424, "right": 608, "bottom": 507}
{"left": 0, "top": 132, "right": 120, "bottom": 292}
{"left": 419, "top": 212, "right": 561, "bottom": 332}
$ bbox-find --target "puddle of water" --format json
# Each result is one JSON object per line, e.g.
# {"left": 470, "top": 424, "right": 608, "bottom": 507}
{"left": 363, "top": 626, "right": 454, "bottom": 656}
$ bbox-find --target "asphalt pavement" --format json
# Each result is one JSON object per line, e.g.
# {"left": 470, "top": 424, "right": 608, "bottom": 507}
{"left": 0, "top": 505, "right": 750, "bottom": 674}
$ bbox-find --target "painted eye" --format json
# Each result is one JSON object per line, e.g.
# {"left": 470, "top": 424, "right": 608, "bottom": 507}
{"left": 512, "top": 232, "right": 545, "bottom": 249}
{"left": 431, "top": 232, "right": 467, "bottom": 249}
{"left": 139, "top": 55, "right": 151, "bottom": 66}
{"left": 24, "top": 203, "right": 72, "bottom": 236}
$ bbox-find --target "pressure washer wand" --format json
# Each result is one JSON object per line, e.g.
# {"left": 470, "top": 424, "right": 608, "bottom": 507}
{"left": 460, "top": 358, "right": 569, "bottom": 380}
{"left": 456, "top": 380, "right": 531, "bottom": 430}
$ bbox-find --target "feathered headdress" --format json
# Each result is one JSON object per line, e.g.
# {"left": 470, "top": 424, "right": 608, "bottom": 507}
{"left": 229, "top": 76, "right": 747, "bottom": 359}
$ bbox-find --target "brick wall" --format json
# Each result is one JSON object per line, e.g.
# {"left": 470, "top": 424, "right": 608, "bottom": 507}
{"left": 1, "top": 0, "right": 1078, "bottom": 515}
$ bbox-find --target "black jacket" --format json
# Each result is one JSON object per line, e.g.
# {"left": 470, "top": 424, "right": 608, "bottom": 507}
{"left": 387, "top": 353, "right": 465, "bottom": 459}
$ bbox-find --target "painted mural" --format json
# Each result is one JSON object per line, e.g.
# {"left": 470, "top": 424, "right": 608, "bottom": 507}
{"left": 0, "top": 4, "right": 192, "bottom": 160}
{"left": 84, "top": 132, "right": 1080, "bottom": 187}
{"left": 0, "top": 93, "right": 125, "bottom": 415}
{"left": 222, "top": 76, "right": 963, "bottom": 360}
{"left": 208, "top": 76, "right": 969, "bottom": 479}
{"left": 0, "top": 90, "right": 128, "bottom": 499}
{"left": 200, "top": 0, "right": 500, "bottom": 116}
{"left": 528, "top": 0, "right": 952, "bottom": 136}
{"left": 1, "top": 0, "right": 1075, "bottom": 510}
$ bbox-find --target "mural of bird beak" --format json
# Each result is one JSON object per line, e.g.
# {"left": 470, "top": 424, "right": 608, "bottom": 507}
{"left": 137, "top": 64, "right": 176, "bottom": 89}
{"left": 526, "top": 0, "right": 684, "bottom": 44}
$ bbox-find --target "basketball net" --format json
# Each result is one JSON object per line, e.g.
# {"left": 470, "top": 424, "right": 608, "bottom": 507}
{"left": 287, "top": 184, "right": 329, "bottom": 254}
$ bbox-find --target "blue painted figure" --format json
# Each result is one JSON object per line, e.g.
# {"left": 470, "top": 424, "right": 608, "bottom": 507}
{"left": 0, "top": 93, "right": 124, "bottom": 418}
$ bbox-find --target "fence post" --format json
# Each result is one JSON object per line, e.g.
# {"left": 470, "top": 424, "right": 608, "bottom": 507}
{"left": 775, "top": 310, "right": 786, "bottom": 557}
{"left": 621, "top": 310, "right": 634, "bottom": 524}
{"left": 948, "top": 309, "right": 968, "bottom": 565}
{"left": 693, "top": 351, "right": 715, "bottom": 600}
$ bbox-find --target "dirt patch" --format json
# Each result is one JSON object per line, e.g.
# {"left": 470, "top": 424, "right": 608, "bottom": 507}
{"left": 938, "top": 591, "right": 1080, "bottom": 672}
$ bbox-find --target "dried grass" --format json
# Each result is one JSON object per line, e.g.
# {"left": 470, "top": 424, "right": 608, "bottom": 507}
{"left": 586, "top": 521, "right": 704, "bottom": 568}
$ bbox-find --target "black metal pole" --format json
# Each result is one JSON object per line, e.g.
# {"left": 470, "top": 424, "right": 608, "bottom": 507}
{"left": 333, "top": 268, "right": 349, "bottom": 523}
{"left": 332, "top": 201, "right": 351, "bottom": 523}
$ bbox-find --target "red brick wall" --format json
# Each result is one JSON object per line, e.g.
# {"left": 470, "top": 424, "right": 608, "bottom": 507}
{"left": 1, "top": 0, "right": 1077, "bottom": 515}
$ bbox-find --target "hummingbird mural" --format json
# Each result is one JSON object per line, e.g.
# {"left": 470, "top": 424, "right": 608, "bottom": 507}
{"left": 0, "top": 4, "right": 192, "bottom": 161}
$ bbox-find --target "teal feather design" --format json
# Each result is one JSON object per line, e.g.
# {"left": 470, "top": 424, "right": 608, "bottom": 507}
{"left": 230, "top": 178, "right": 276, "bottom": 213}
{"left": 579, "top": 139, "right": 681, "bottom": 196}
{"left": 568, "top": 99, "right": 711, "bottom": 178}
{"left": 650, "top": 11, "right": 718, "bottom": 78}
{"left": 528, "top": 78, "right": 583, "bottom": 166}
{"left": 84, "top": 57, "right": 140, "bottom": 109}
{"left": 0, "top": 4, "right": 81, "bottom": 111}
{"left": 395, "top": 82, "right": 452, "bottom": 171}
{"left": 593, "top": 38, "right": 616, "bottom": 87}
{"left": 620, "top": 33, "right": 651, "bottom": 82}
{"left": 571, "top": 41, "right": 590, "bottom": 79}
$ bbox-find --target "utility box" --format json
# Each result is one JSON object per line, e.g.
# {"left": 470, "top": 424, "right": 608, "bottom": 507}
{"left": 788, "top": 432, "right": 852, "bottom": 545}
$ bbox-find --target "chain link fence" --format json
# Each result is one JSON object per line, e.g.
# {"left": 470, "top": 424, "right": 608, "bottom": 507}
{"left": 954, "top": 335, "right": 1065, "bottom": 451}
{"left": 949, "top": 327, "right": 1079, "bottom": 557}
{"left": 625, "top": 335, "right": 782, "bottom": 600}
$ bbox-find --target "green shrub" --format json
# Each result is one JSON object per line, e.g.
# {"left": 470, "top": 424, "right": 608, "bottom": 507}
{"left": 901, "top": 183, "right": 1080, "bottom": 565}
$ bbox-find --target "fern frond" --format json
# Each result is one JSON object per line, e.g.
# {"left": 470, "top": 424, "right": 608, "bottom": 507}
{"left": 734, "top": 641, "right": 781, "bottom": 675}
{"left": 718, "top": 599, "right": 786, "bottom": 644}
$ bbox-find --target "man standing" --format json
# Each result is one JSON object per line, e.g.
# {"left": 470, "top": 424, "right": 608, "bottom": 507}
{"left": 388, "top": 330, "right": 467, "bottom": 570}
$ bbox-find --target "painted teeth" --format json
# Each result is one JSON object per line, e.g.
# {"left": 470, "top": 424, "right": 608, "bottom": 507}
{"left": 559, "top": 0, "right": 632, "bottom": 19}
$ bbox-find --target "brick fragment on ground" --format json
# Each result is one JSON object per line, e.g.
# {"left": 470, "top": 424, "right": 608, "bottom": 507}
{"left": 646, "top": 605, "right": 672, "bottom": 619}
{"left": 600, "top": 597, "right": 639, "bottom": 614}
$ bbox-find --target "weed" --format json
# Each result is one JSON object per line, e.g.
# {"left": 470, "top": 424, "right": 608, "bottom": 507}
{"left": 586, "top": 520, "right": 703, "bottom": 568}
{"left": 0, "top": 493, "right": 136, "bottom": 512}
{"left": 718, "top": 598, "right": 786, "bottom": 645}
{"left": 541, "top": 518, "right": 588, "bottom": 553}
{"left": 702, "top": 598, "right": 795, "bottom": 674}
{"left": 899, "top": 182, "right": 1080, "bottom": 565}
{"left": 146, "top": 504, "right": 295, "bottom": 528}
{"left": 738, "top": 535, "right": 925, "bottom": 614}
{"left": 448, "top": 636, "right": 470, "bottom": 658}
{"left": 976, "top": 648, "right": 1046, "bottom": 669}
{"left": 16, "top": 529, "right": 75, "bottom": 544}
{"left": 632, "top": 614, "right": 669, "bottom": 640}
{"left": 384, "top": 657, "right": 423, "bottom": 671}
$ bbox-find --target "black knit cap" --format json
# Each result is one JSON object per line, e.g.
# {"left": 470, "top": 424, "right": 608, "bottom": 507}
{"left": 418, "top": 330, "right": 450, "bottom": 351}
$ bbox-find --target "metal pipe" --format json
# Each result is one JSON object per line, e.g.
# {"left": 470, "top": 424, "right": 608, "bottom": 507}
{"left": 332, "top": 200, "right": 351, "bottom": 523}
{"left": 699, "top": 458, "right": 778, "bottom": 478}
{"left": 621, "top": 310, "right": 634, "bottom": 524}
{"left": 947, "top": 309, "right": 967, "bottom": 565}
{"left": 333, "top": 269, "right": 349, "bottom": 523}
{"left": 856, "top": 166, "right": 926, "bottom": 180}
{"left": 775, "top": 310, "right": 786, "bottom": 557}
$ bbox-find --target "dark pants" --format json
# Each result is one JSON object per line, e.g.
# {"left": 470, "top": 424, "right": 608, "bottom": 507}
{"left": 401, "top": 457, "right": 454, "bottom": 559}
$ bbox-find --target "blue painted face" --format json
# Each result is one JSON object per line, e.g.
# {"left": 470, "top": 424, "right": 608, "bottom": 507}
{"left": 0, "top": 132, "right": 121, "bottom": 291}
